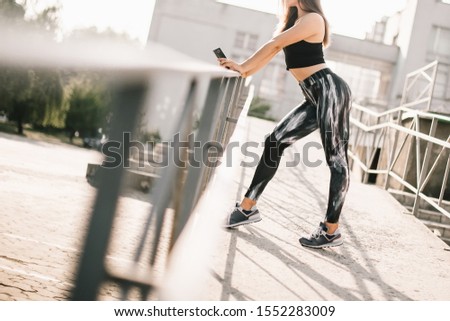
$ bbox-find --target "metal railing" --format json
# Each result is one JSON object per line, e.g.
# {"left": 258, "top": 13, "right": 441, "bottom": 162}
{"left": 0, "top": 28, "right": 253, "bottom": 300}
{"left": 400, "top": 61, "right": 439, "bottom": 111}
{"left": 74, "top": 59, "right": 251, "bottom": 301}
{"left": 349, "top": 61, "right": 450, "bottom": 220}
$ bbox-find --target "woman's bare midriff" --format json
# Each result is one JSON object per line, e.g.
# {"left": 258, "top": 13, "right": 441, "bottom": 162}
{"left": 289, "top": 63, "right": 328, "bottom": 82}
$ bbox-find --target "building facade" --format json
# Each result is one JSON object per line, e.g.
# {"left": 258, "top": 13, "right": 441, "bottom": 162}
{"left": 382, "top": 0, "right": 450, "bottom": 113}
{"left": 147, "top": 0, "right": 450, "bottom": 119}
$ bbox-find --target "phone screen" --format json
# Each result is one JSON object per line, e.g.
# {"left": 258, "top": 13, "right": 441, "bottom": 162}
{"left": 213, "top": 48, "right": 227, "bottom": 59}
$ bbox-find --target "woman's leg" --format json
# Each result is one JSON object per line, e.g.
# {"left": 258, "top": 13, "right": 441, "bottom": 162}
{"left": 316, "top": 74, "right": 352, "bottom": 228}
{"left": 241, "top": 99, "right": 319, "bottom": 208}
{"left": 298, "top": 71, "right": 352, "bottom": 248}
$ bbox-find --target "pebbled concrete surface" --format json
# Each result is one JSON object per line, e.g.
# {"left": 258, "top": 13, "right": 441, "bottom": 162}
{"left": 201, "top": 117, "right": 450, "bottom": 301}
{"left": 0, "top": 133, "right": 170, "bottom": 301}
{"left": 1, "top": 116, "right": 450, "bottom": 301}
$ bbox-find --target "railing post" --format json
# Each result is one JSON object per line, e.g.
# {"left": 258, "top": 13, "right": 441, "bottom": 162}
{"left": 439, "top": 153, "right": 450, "bottom": 207}
{"left": 132, "top": 80, "right": 199, "bottom": 267}
{"left": 72, "top": 81, "right": 147, "bottom": 300}
{"left": 384, "top": 109, "right": 403, "bottom": 189}
{"left": 426, "top": 61, "right": 439, "bottom": 112}
{"left": 412, "top": 118, "right": 438, "bottom": 216}
{"left": 414, "top": 115, "right": 421, "bottom": 188}
{"left": 363, "top": 116, "right": 380, "bottom": 184}
{"left": 170, "top": 77, "right": 227, "bottom": 249}
{"left": 214, "top": 77, "right": 239, "bottom": 145}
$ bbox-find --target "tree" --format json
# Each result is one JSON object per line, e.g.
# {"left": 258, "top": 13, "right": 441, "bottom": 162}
{"left": 0, "top": 0, "right": 64, "bottom": 134}
{"left": 0, "top": 0, "right": 25, "bottom": 22}
{"left": 248, "top": 97, "right": 275, "bottom": 121}
{"left": 65, "top": 82, "right": 110, "bottom": 143}
{"left": 28, "top": 70, "right": 65, "bottom": 128}
{"left": 32, "top": 6, "right": 59, "bottom": 33}
{"left": 0, "top": 68, "right": 65, "bottom": 134}
{"left": 0, "top": 68, "right": 32, "bottom": 134}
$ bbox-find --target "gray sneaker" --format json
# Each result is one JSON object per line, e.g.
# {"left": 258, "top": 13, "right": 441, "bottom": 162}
{"left": 224, "top": 203, "right": 262, "bottom": 228}
{"left": 299, "top": 222, "right": 343, "bottom": 249}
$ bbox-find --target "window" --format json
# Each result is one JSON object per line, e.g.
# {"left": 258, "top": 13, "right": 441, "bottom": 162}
{"left": 433, "top": 63, "right": 450, "bottom": 99}
{"left": 259, "top": 63, "right": 287, "bottom": 99}
{"left": 327, "top": 61, "right": 382, "bottom": 101}
{"left": 234, "top": 32, "right": 246, "bottom": 49}
{"left": 428, "top": 26, "right": 450, "bottom": 57}
{"left": 234, "top": 31, "right": 259, "bottom": 51}
{"left": 248, "top": 34, "right": 259, "bottom": 51}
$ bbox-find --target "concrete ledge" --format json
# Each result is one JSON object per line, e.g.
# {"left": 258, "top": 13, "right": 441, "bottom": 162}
{"left": 86, "top": 163, "right": 160, "bottom": 193}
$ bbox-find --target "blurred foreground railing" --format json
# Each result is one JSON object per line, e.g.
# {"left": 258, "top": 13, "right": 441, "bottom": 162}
{"left": 348, "top": 61, "right": 450, "bottom": 227}
{"left": 0, "top": 29, "right": 253, "bottom": 300}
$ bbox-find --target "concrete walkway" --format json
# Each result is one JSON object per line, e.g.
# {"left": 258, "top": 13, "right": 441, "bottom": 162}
{"left": 202, "top": 117, "right": 450, "bottom": 301}
{"left": 0, "top": 133, "right": 163, "bottom": 300}
{"left": 1, "top": 117, "right": 450, "bottom": 301}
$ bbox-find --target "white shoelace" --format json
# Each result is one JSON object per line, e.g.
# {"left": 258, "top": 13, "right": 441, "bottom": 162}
{"left": 311, "top": 226, "right": 326, "bottom": 239}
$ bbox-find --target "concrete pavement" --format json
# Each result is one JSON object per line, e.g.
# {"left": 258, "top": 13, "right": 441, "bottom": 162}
{"left": 201, "top": 117, "right": 450, "bottom": 301}
{"left": 1, "top": 116, "right": 450, "bottom": 301}
{"left": 0, "top": 133, "right": 167, "bottom": 300}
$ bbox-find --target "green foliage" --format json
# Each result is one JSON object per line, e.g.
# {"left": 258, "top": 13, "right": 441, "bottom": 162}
{"left": 0, "top": 68, "right": 65, "bottom": 133}
{"left": 0, "top": 2, "right": 135, "bottom": 141}
{"left": 65, "top": 80, "right": 111, "bottom": 140}
{"left": 0, "top": 0, "right": 26, "bottom": 22}
{"left": 139, "top": 131, "right": 162, "bottom": 144}
{"left": 0, "top": 68, "right": 31, "bottom": 134}
{"left": 0, "top": 68, "right": 30, "bottom": 113}
{"left": 0, "top": 0, "right": 64, "bottom": 134}
{"left": 32, "top": 6, "right": 59, "bottom": 33}
{"left": 28, "top": 70, "right": 65, "bottom": 128}
{"left": 248, "top": 97, "right": 275, "bottom": 121}
{"left": 0, "top": 0, "right": 59, "bottom": 36}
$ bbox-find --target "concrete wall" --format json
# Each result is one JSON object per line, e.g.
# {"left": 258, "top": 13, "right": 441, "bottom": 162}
{"left": 148, "top": 0, "right": 401, "bottom": 121}
{"left": 149, "top": 0, "right": 298, "bottom": 121}
{"left": 388, "top": 0, "right": 450, "bottom": 114}
{"left": 148, "top": 0, "right": 450, "bottom": 118}
{"left": 374, "top": 116, "right": 450, "bottom": 201}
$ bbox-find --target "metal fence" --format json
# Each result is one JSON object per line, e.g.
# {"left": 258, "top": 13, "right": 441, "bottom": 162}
{"left": 348, "top": 61, "right": 450, "bottom": 220}
{"left": 400, "top": 61, "right": 439, "bottom": 111}
{"left": 72, "top": 58, "right": 252, "bottom": 300}
{"left": 0, "top": 29, "right": 253, "bottom": 300}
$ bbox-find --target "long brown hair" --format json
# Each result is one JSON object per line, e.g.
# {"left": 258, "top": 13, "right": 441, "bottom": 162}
{"left": 275, "top": 0, "right": 330, "bottom": 47}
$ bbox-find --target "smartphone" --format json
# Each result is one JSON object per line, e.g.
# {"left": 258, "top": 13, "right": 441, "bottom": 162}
{"left": 213, "top": 48, "right": 227, "bottom": 59}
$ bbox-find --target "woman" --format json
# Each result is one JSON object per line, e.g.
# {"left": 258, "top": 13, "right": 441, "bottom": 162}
{"left": 219, "top": 0, "right": 352, "bottom": 249}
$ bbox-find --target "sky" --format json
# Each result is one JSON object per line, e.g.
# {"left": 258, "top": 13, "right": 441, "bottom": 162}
{"left": 221, "top": 0, "right": 408, "bottom": 38}
{"left": 24, "top": 0, "right": 408, "bottom": 43}
{"left": 23, "top": 0, "right": 156, "bottom": 43}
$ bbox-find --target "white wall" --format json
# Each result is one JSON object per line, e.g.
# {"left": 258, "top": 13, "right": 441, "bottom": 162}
{"left": 149, "top": 0, "right": 297, "bottom": 121}
{"left": 389, "top": 0, "right": 450, "bottom": 113}
{"left": 147, "top": 0, "right": 450, "bottom": 118}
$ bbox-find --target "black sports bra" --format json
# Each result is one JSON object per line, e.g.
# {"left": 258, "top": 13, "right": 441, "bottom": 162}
{"left": 283, "top": 40, "right": 325, "bottom": 70}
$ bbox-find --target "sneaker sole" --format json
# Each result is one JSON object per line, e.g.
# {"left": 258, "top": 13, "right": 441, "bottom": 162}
{"left": 225, "top": 217, "right": 262, "bottom": 228}
{"left": 300, "top": 239, "right": 343, "bottom": 249}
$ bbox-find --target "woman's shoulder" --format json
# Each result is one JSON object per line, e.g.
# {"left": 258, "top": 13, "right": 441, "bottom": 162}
{"left": 299, "top": 12, "right": 324, "bottom": 23}
{"left": 294, "top": 12, "right": 325, "bottom": 31}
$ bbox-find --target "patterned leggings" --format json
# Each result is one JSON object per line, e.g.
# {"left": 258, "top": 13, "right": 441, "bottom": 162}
{"left": 245, "top": 68, "right": 352, "bottom": 224}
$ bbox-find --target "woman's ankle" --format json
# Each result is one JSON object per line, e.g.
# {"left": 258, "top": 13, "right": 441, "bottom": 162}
{"left": 325, "top": 221, "right": 339, "bottom": 234}
{"left": 241, "top": 198, "right": 257, "bottom": 211}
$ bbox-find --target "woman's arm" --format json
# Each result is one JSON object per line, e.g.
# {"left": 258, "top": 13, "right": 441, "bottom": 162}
{"left": 219, "top": 13, "right": 324, "bottom": 77}
{"left": 218, "top": 40, "right": 279, "bottom": 77}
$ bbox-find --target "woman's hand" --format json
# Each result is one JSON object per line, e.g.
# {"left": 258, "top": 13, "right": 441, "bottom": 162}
{"left": 218, "top": 58, "right": 246, "bottom": 76}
